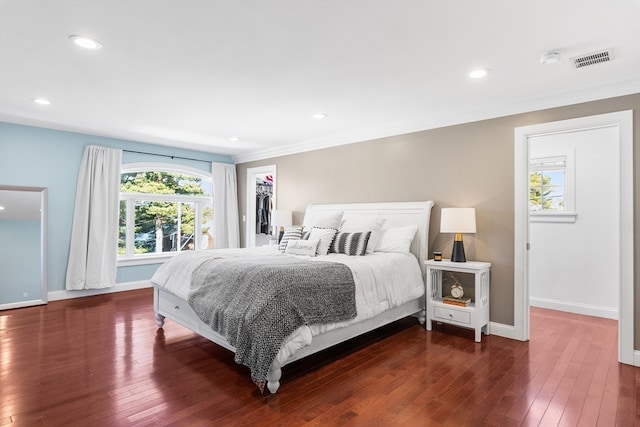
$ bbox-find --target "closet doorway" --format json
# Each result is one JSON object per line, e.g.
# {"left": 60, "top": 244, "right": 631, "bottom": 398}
{"left": 245, "top": 165, "right": 276, "bottom": 248}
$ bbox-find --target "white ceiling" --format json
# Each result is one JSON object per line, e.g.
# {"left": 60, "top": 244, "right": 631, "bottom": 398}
{"left": 1, "top": 1, "right": 638, "bottom": 163}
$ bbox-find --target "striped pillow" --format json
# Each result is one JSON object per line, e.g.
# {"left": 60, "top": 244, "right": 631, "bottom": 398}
{"left": 279, "top": 226, "right": 303, "bottom": 252}
{"left": 330, "top": 231, "right": 371, "bottom": 256}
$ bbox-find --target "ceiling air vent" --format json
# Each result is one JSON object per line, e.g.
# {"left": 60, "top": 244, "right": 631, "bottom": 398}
{"left": 571, "top": 49, "right": 612, "bottom": 69}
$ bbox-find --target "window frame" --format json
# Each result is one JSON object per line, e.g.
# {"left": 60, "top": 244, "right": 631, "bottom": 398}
{"left": 118, "top": 162, "right": 213, "bottom": 266}
{"left": 529, "top": 151, "right": 577, "bottom": 223}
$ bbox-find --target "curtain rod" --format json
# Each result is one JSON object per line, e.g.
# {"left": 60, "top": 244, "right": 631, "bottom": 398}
{"left": 123, "top": 149, "right": 211, "bottom": 164}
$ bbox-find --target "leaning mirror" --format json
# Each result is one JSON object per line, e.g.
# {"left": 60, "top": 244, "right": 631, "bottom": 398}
{"left": 0, "top": 185, "right": 47, "bottom": 309}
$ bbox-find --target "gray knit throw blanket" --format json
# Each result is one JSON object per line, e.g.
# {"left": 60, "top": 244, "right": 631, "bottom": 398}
{"left": 188, "top": 255, "right": 356, "bottom": 392}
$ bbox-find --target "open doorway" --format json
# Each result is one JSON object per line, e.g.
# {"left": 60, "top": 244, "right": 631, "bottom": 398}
{"left": 514, "top": 110, "right": 635, "bottom": 365}
{"left": 245, "top": 165, "right": 277, "bottom": 248}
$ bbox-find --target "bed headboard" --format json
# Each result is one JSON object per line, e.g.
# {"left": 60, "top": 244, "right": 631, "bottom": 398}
{"left": 304, "top": 201, "right": 434, "bottom": 273}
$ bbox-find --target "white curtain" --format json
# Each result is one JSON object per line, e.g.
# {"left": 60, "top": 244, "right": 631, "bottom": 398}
{"left": 212, "top": 162, "right": 240, "bottom": 248}
{"left": 66, "top": 145, "right": 122, "bottom": 290}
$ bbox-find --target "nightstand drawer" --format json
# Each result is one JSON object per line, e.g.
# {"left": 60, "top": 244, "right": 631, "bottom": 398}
{"left": 434, "top": 305, "right": 471, "bottom": 324}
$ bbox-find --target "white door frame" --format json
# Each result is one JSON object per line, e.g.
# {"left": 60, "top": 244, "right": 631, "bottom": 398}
{"left": 514, "top": 110, "right": 635, "bottom": 365}
{"left": 245, "top": 165, "right": 277, "bottom": 248}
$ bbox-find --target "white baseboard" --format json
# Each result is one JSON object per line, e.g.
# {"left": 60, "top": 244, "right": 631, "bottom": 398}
{"left": 48, "top": 280, "right": 152, "bottom": 301}
{"left": 489, "top": 321, "right": 525, "bottom": 341}
{"left": 530, "top": 297, "right": 618, "bottom": 320}
{"left": 0, "top": 299, "right": 47, "bottom": 311}
{"left": 634, "top": 350, "right": 640, "bottom": 367}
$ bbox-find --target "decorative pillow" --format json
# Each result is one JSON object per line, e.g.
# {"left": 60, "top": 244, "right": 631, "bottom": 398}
{"left": 278, "top": 226, "right": 303, "bottom": 252}
{"left": 284, "top": 239, "right": 319, "bottom": 256}
{"left": 302, "top": 210, "right": 344, "bottom": 232}
{"left": 375, "top": 225, "right": 419, "bottom": 254}
{"left": 330, "top": 231, "right": 371, "bottom": 256}
{"left": 307, "top": 227, "right": 338, "bottom": 255}
{"left": 339, "top": 216, "right": 386, "bottom": 254}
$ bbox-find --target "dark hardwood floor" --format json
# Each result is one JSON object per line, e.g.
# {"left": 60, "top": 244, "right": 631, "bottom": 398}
{"left": 1, "top": 288, "right": 637, "bottom": 426}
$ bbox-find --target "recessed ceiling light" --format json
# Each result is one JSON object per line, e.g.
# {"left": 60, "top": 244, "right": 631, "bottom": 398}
{"left": 229, "top": 137, "right": 240, "bottom": 142}
{"left": 0, "top": 206, "right": 5, "bottom": 211}
{"left": 69, "top": 35, "right": 102, "bottom": 50}
{"left": 31, "top": 98, "right": 51, "bottom": 105}
{"left": 312, "top": 113, "right": 328, "bottom": 119}
{"left": 468, "top": 68, "right": 490, "bottom": 79}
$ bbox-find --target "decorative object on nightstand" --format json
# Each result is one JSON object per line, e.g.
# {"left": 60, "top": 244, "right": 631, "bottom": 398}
{"left": 440, "top": 207, "right": 476, "bottom": 262}
{"left": 425, "top": 259, "right": 491, "bottom": 342}
{"left": 271, "top": 209, "right": 293, "bottom": 243}
{"left": 443, "top": 272, "right": 469, "bottom": 305}
{"left": 433, "top": 251, "right": 442, "bottom": 261}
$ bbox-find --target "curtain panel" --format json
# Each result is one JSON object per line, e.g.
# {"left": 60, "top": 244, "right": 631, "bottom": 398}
{"left": 66, "top": 145, "right": 122, "bottom": 290}
{"left": 212, "top": 162, "right": 240, "bottom": 249}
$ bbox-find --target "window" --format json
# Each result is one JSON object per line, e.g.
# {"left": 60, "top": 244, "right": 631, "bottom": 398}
{"left": 529, "top": 154, "right": 576, "bottom": 222}
{"left": 118, "top": 163, "right": 213, "bottom": 265}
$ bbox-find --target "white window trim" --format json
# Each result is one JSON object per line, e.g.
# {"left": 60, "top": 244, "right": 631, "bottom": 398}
{"left": 529, "top": 212, "right": 577, "bottom": 223}
{"left": 529, "top": 149, "right": 576, "bottom": 223}
{"left": 118, "top": 162, "right": 213, "bottom": 266}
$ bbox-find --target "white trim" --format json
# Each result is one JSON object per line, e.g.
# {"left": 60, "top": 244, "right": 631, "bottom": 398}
{"left": 0, "top": 299, "right": 47, "bottom": 311}
{"left": 488, "top": 321, "right": 518, "bottom": 341}
{"left": 48, "top": 280, "right": 151, "bottom": 301}
{"left": 634, "top": 350, "right": 640, "bottom": 367}
{"left": 529, "top": 212, "right": 577, "bottom": 223}
{"left": 514, "top": 110, "right": 634, "bottom": 364}
{"left": 117, "top": 255, "right": 170, "bottom": 267}
{"left": 530, "top": 297, "right": 617, "bottom": 320}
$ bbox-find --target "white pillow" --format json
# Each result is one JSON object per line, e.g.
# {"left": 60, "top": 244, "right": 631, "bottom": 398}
{"left": 302, "top": 210, "right": 343, "bottom": 232}
{"left": 308, "top": 227, "right": 338, "bottom": 255}
{"left": 375, "top": 225, "right": 419, "bottom": 254}
{"left": 278, "top": 226, "right": 303, "bottom": 252}
{"left": 339, "top": 216, "right": 386, "bottom": 254}
{"left": 284, "top": 239, "right": 319, "bottom": 256}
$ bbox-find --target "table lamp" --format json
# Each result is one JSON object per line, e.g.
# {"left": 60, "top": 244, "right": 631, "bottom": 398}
{"left": 440, "top": 207, "right": 476, "bottom": 262}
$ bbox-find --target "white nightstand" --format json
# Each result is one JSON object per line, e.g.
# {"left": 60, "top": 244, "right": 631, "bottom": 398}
{"left": 425, "top": 259, "right": 491, "bottom": 342}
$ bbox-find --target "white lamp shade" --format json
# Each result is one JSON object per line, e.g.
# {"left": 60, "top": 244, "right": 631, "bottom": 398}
{"left": 440, "top": 208, "right": 476, "bottom": 234}
{"left": 271, "top": 209, "right": 292, "bottom": 227}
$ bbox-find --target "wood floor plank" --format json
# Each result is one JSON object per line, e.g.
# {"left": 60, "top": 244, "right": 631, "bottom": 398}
{"left": 0, "top": 290, "right": 637, "bottom": 426}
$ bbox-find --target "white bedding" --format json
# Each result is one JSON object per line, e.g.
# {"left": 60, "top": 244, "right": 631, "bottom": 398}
{"left": 151, "top": 246, "right": 424, "bottom": 366}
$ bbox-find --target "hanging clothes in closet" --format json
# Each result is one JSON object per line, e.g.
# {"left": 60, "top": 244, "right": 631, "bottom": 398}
{"left": 256, "top": 179, "right": 273, "bottom": 234}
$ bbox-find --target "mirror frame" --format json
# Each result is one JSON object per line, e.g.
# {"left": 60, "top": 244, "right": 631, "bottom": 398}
{"left": 0, "top": 185, "right": 48, "bottom": 309}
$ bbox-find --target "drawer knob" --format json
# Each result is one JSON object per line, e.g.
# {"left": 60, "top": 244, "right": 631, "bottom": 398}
{"left": 449, "top": 313, "right": 453, "bottom": 317}
{"left": 174, "top": 305, "right": 180, "bottom": 310}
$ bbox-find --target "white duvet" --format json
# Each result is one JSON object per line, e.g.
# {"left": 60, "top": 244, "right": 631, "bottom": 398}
{"left": 151, "top": 246, "right": 424, "bottom": 366}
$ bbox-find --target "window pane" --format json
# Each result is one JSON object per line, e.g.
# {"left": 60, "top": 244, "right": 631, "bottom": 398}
{"left": 134, "top": 201, "right": 177, "bottom": 254}
{"left": 530, "top": 169, "right": 566, "bottom": 212}
{"left": 120, "top": 168, "right": 213, "bottom": 259}
{"left": 118, "top": 200, "right": 126, "bottom": 255}
{"left": 180, "top": 202, "right": 196, "bottom": 251}
{"left": 542, "top": 170, "right": 565, "bottom": 211}
{"left": 202, "top": 205, "right": 213, "bottom": 249}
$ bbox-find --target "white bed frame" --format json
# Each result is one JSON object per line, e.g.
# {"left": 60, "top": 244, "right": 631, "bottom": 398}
{"left": 154, "top": 200, "right": 434, "bottom": 393}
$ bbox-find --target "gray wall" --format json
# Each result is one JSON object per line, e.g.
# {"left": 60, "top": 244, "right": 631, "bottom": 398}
{"left": 237, "top": 94, "right": 640, "bottom": 348}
